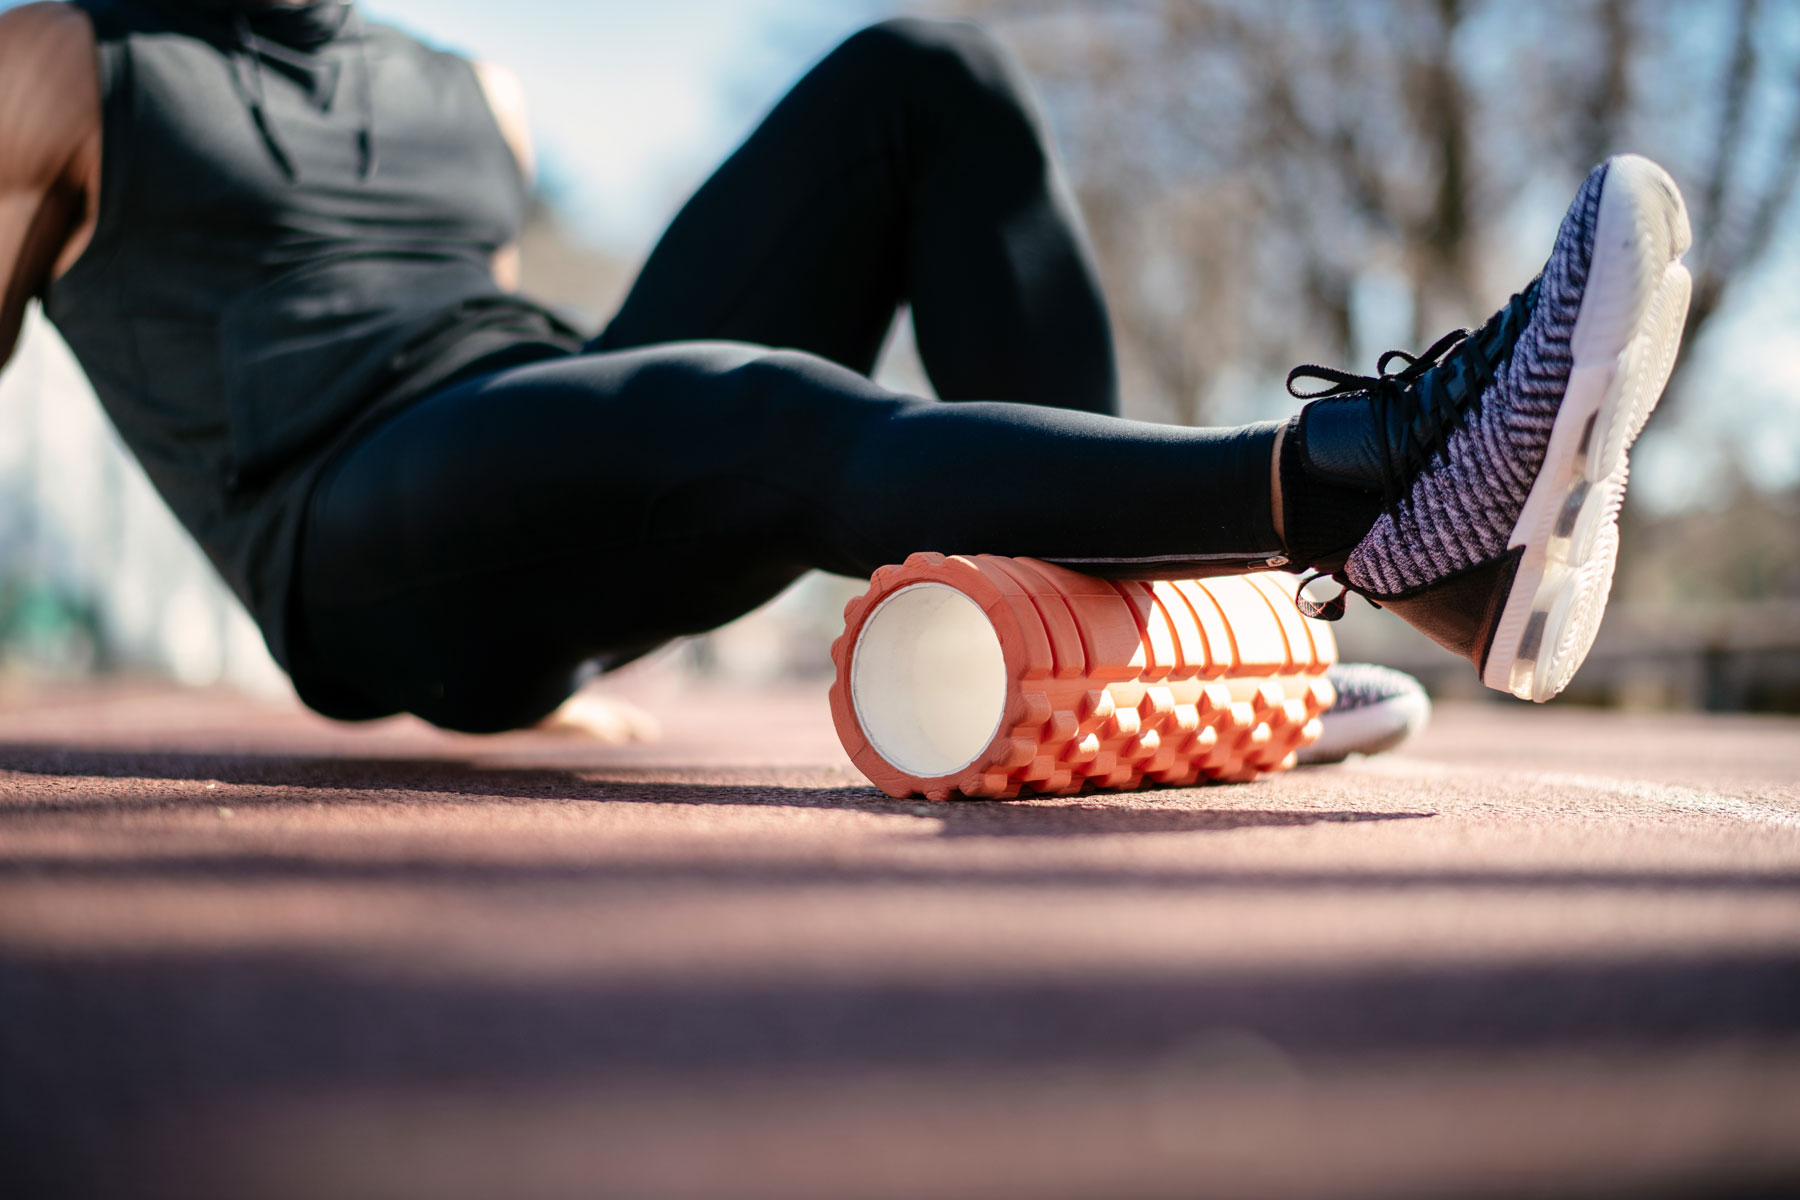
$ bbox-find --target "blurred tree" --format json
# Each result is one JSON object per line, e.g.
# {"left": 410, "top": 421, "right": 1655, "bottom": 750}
{"left": 930, "top": 0, "right": 1800, "bottom": 426}
{"left": 1623, "top": 470, "right": 1800, "bottom": 605}
{"left": 1686, "top": 0, "right": 1800, "bottom": 350}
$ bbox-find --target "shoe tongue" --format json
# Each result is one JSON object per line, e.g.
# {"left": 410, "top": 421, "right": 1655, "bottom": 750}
{"left": 1407, "top": 277, "right": 1539, "bottom": 434}
{"left": 1463, "top": 276, "right": 1540, "bottom": 369}
{"left": 1293, "top": 391, "right": 1394, "bottom": 494}
{"left": 1288, "top": 276, "right": 1541, "bottom": 538}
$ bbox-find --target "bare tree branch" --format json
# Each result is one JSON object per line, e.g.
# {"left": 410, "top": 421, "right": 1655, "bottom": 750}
{"left": 1579, "top": 0, "right": 1636, "bottom": 167}
{"left": 1696, "top": 0, "right": 1758, "bottom": 264}
{"left": 945, "top": 0, "right": 1796, "bottom": 427}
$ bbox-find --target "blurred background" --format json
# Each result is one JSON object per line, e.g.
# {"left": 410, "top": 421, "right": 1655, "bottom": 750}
{"left": 1, "top": 0, "right": 1796, "bottom": 711}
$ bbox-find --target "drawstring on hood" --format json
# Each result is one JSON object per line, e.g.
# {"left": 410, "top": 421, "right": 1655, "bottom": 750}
{"left": 352, "top": 7, "right": 377, "bottom": 178}
{"left": 229, "top": 10, "right": 295, "bottom": 179}
{"left": 219, "top": 0, "right": 377, "bottom": 182}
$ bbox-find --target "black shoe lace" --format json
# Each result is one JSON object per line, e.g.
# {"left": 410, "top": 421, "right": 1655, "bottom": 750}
{"left": 1283, "top": 278, "right": 1540, "bottom": 622}
{"left": 1293, "top": 570, "right": 1352, "bottom": 621}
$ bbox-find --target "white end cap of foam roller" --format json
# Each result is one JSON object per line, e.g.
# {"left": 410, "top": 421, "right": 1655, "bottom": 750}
{"left": 849, "top": 583, "right": 1008, "bottom": 778}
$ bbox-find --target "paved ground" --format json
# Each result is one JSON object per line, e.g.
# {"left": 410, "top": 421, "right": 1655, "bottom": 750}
{"left": 2, "top": 676, "right": 1798, "bottom": 1199}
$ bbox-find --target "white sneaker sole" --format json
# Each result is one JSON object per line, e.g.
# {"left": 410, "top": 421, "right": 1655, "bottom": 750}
{"left": 1481, "top": 155, "right": 1692, "bottom": 702}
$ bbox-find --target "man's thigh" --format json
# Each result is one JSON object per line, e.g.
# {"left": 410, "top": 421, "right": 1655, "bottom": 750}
{"left": 292, "top": 340, "right": 893, "bottom": 725}
{"left": 305, "top": 343, "right": 810, "bottom": 596}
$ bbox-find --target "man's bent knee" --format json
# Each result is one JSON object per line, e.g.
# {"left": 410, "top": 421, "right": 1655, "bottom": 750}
{"left": 833, "top": 17, "right": 1039, "bottom": 127}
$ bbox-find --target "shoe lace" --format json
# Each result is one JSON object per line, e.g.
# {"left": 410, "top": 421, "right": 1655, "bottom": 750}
{"left": 1283, "top": 278, "right": 1540, "bottom": 622}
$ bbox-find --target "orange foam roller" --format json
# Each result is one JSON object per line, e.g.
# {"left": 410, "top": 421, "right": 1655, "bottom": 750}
{"left": 829, "top": 553, "right": 1338, "bottom": 800}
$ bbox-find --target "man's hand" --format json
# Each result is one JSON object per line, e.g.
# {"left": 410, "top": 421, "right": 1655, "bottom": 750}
{"left": 474, "top": 60, "right": 532, "bottom": 293}
{"left": 0, "top": 2, "right": 99, "bottom": 371}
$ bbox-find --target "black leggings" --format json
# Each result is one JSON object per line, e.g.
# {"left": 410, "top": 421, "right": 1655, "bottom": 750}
{"left": 293, "top": 18, "right": 1285, "bottom": 732}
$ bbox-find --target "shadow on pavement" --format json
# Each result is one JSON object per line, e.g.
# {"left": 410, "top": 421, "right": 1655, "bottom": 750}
{"left": 0, "top": 740, "right": 1434, "bottom": 836}
{"left": 4, "top": 943, "right": 1799, "bottom": 1195}
{"left": 6, "top": 743, "right": 1800, "bottom": 1197}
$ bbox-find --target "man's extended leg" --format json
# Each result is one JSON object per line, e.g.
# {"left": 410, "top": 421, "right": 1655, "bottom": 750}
{"left": 593, "top": 18, "right": 1118, "bottom": 415}
{"left": 293, "top": 344, "right": 1281, "bottom": 732}
{"left": 287, "top": 18, "right": 1205, "bottom": 733}
{"left": 289, "top": 6, "right": 1690, "bottom": 732}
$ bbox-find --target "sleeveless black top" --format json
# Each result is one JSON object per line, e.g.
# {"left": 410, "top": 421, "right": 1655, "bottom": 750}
{"left": 43, "top": 0, "right": 584, "bottom": 672}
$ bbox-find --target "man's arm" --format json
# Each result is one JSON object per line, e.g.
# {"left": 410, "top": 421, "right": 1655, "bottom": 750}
{"left": 473, "top": 60, "right": 533, "bottom": 293}
{"left": 0, "top": 2, "right": 99, "bottom": 371}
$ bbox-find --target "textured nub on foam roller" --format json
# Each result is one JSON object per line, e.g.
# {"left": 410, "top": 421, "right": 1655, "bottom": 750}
{"left": 829, "top": 553, "right": 1339, "bottom": 801}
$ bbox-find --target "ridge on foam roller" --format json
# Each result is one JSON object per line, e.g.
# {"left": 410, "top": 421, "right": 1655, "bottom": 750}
{"left": 829, "top": 553, "right": 1339, "bottom": 801}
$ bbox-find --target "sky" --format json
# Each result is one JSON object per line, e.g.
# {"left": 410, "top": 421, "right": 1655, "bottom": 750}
{"left": 3, "top": 0, "right": 1795, "bottom": 503}
{"left": 367, "top": 0, "right": 894, "bottom": 255}
{"left": 363, "top": 0, "right": 1799, "bottom": 503}
{"left": 0, "top": 0, "right": 1788, "bottom": 689}
{"left": 0, "top": 0, "right": 887, "bottom": 254}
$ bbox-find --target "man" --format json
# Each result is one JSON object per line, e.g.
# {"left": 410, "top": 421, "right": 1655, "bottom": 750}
{"left": 0, "top": 0, "right": 1691, "bottom": 733}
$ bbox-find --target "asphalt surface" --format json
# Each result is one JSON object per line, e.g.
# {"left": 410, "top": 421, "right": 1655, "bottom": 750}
{"left": 2, "top": 677, "right": 1798, "bottom": 1199}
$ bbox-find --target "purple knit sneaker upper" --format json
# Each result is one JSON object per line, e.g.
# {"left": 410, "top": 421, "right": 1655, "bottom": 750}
{"left": 1325, "top": 662, "right": 1425, "bottom": 714}
{"left": 1343, "top": 161, "right": 1607, "bottom": 596}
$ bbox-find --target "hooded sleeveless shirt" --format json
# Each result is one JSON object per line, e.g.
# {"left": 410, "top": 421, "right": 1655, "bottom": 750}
{"left": 42, "top": 0, "right": 584, "bottom": 674}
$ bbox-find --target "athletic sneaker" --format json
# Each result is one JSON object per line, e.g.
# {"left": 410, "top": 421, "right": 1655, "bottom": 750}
{"left": 1278, "top": 155, "right": 1691, "bottom": 701}
{"left": 1297, "top": 663, "right": 1431, "bottom": 765}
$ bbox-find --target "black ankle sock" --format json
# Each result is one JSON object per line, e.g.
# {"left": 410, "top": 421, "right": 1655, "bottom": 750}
{"left": 1278, "top": 415, "right": 1386, "bottom": 572}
